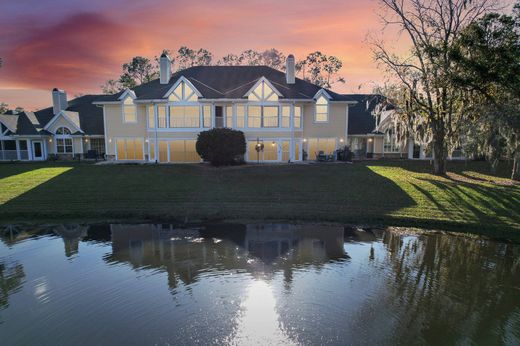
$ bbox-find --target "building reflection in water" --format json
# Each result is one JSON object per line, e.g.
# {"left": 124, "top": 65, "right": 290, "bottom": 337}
{"left": 106, "top": 223, "right": 348, "bottom": 290}
{"left": 52, "top": 225, "right": 89, "bottom": 258}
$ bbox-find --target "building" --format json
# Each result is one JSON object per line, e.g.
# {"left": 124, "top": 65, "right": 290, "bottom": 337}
{"left": 0, "top": 91, "right": 104, "bottom": 161}
{"left": 1, "top": 54, "right": 443, "bottom": 163}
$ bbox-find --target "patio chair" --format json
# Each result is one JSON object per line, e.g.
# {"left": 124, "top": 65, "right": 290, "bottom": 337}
{"left": 316, "top": 151, "right": 327, "bottom": 162}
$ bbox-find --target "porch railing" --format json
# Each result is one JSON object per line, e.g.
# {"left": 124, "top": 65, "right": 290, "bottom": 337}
{"left": 0, "top": 150, "right": 29, "bottom": 160}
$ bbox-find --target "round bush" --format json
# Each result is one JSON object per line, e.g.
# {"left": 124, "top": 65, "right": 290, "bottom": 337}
{"left": 196, "top": 128, "right": 246, "bottom": 166}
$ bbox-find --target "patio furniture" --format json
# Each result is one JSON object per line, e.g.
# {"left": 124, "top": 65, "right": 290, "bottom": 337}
{"left": 316, "top": 151, "right": 327, "bottom": 162}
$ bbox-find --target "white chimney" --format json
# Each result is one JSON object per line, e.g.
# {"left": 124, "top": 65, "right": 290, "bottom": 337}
{"left": 52, "top": 88, "right": 68, "bottom": 114}
{"left": 160, "top": 53, "right": 172, "bottom": 84}
{"left": 286, "top": 54, "right": 295, "bottom": 84}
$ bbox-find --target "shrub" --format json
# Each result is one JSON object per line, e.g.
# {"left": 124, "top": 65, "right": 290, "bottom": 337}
{"left": 196, "top": 128, "right": 246, "bottom": 166}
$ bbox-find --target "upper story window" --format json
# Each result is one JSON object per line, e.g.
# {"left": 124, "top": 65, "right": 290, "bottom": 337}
{"left": 168, "top": 81, "right": 198, "bottom": 102}
{"left": 315, "top": 95, "right": 329, "bottom": 123}
{"left": 147, "top": 105, "right": 155, "bottom": 129}
{"left": 248, "top": 80, "right": 279, "bottom": 102}
{"left": 294, "top": 106, "right": 302, "bottom": 128}
{"left": 169, "top": 106, "right": 200, "bottom": 128}
{"left": 122, "top": 97, "right": 137, "bottom": 123}
{"left": 55, "top": 126, "right": 72, "bottom": 135}
{"left": 247, "top": 105, "right": 279, "bottom": 128}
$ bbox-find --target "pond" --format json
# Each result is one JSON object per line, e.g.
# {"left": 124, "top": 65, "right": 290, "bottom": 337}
{"left": 0, "top": 223, "right": 519, "bottom": 345}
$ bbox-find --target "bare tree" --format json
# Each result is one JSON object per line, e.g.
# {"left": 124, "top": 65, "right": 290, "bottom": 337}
{"left": 372, "top": 0, "right": 496, "bottom": 175}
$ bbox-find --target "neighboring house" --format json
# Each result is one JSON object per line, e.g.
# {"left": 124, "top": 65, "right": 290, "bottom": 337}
{"left": 0, "top": 90, "right": 105, "bottom": 161}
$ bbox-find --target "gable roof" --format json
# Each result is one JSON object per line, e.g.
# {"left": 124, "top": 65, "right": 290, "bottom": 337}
{"left": 2, "top": 94, "right": 104, "bottom": 136}
{"left": 94, "top": 66, "right": 357, "bottom": 103}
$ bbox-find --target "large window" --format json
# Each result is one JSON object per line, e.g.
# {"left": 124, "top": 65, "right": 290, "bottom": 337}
{"left": 247, "top": 106, "right": 279, "bottom": 128}
{"left": 307, "top": 138, "right": 336, "bottom": 159}
{"left": 116, "top": 138, "right": 144, "bottom": 160}
{"left": 123, "top": 97, "right": 137, "bottom": 123}
{"left": 169, "top": 106, "right": 200, "bottom": 128}
{"left": 315, "top": 96, "right": 329, "bottom": 122}
{"left": 384, "top": 129, "right": 400, "bottom": 152}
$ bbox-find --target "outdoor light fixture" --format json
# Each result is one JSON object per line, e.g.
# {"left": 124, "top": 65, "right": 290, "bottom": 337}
{"left": 368, "top": 138, "right": 373, "bottom": 142}
{"left": 271, "top": 141, "right": 276, "bottom": 146}
{"left": 340, "top": 138, "right": 344, "bottom": 143}
{"left": 145, "top": 139, "right": 149, "bottom": 143}
{"left": 109, "top": 139, "right": 112, "bottom": 143}
{"left": 303, "top": 138, "right": 307, "bottom": 142}
{"left": 85, "top": 139, "right": 89, "bottom": 143}
{"left": 49, "top": 139, "right": 52, "bottom": 142}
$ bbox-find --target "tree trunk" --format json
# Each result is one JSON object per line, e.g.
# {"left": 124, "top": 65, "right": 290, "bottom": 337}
{"left": 512, "top": 151, "right": 520, "bottom": 181}
{"left": 432, "top": 131, "right": 447, "bottom": 176}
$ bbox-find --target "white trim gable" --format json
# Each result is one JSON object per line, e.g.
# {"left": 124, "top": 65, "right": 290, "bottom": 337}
{"left": 43, "top": 111, "right": 84, "bottom": 134}
{"left": 118, "top": 89, "right": 137, "bottom": 101}
{"left": 243, "top": 77, "right": 283, "bottom": 100}
{"left": 0, "top": 118, "right": 16, "bottom": 135}
{"left": 313, "top": 89, "right": 333, "bottom": 101}
{"left": 163, "top": 76, "right": 203, "bottom": 99}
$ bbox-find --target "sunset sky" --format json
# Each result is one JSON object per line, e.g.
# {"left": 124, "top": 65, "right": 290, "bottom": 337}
{"left": 0, "top": 0, "right": 399, "bottom": 110}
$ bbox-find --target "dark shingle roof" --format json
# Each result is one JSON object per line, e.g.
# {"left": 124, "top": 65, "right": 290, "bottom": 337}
{"left": 0, "top": 95, "right": 104, "bottom": 136}
{"left": 347, "top": 94, "right": 390, "bottom": 135}
{"left": 95, "top": 66, "right": 356, "bottom": 102}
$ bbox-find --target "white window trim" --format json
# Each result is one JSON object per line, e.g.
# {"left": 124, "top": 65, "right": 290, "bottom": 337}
{"left": 122, "top": 98, "right": 138, "bottom": 124}
{"left": 243, "top": 76, "right": 283, "bottom": 100}
{"left": 114, "top": 137, "right": 146, "bottom": 161}
{"left": 163, "top": 76, "right": 203, "bottom": 99}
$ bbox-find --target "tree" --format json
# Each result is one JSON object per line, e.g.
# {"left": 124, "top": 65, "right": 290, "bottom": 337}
{"left": 296, "top": 51, "right": 345, "bottom": 88}
{"left": 175, "top": 46, "right": 213, "bottom": 70}
{"left": 0, "top": 103, "right": 8, "bottom": 114}
{"left": 451, "top": 2, "right": 520, "bottom": 180}
{"left": 101, "top": 56, "right": 158, "bottom": 94}
{"left": 372, "top": 0, "right": 495, "bottom": 175}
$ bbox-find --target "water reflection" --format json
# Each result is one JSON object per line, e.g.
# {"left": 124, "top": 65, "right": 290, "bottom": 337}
{"left": 0, "top": 223, "right": 518, "bottom": 345}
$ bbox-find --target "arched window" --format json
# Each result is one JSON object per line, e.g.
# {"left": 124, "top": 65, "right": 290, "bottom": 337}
{"left": 55, "top": 127, "right": 73, "bottom": 154}
{"left": 56, "top": 127, "right": 71, "bottom": 135}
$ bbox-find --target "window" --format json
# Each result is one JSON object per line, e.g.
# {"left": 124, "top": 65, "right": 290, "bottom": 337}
{"left": 55, "top": 127, "right": 73, "bottom": 154}
{"left": 203, "top": 105, "right": 212, "bottom": 128}
{"left": 57, "top": 138, "right": 73, "bottom": 154}
{"left": 247, "top": 106, "right": 278, "bottom": 128}
{"left": 263, "top": 106, "right": 279, "bottom": 127}
{"left": 281, "top": 106, "right": 290, "bottom": 128}
{"left": 157, "top": 105, "right": 167, "bottom": 128}
{"left": 226, "top": 106, "right": 233, "bottom": 128}
{"left": 123, "top": 97, "right": 137, "bottom": 123}
{"left": 247, "top": 80, "right": 279, "bottom": 102}
{"left": 147, "top": 105, "right": 155, "bottom": 129}
{"left": 169, "top": 106, "right": 200, "bottom": 128}
{"left": 315, "top": 95, "right": 329, "bottom": 122}
{"left": 116, "top": 138, "right": 144, "bottom": 160}
{"left": 236, "top": 105, "right": 245, "bottom": 128}
{"left": 90, "top": 138, "right": 105, "bottom": 154}
{"left": 56, "top": 127, "right": 71, "bottom": 135}
{"left": 294, "top": 106, "right": 302, "bottom": 128}
{"left": 168, "top": 81, "right": 198, "bottom": 102}
{"left": 248, "top": 106, "right": 262, "bottom": 128}
{"left": 384, "top": 129, "right": 400, "bottom": 152}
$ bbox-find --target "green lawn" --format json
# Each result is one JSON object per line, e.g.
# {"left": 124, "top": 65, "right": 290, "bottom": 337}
{"left": 0, "top": 160, "right": 519, "bottom": 241}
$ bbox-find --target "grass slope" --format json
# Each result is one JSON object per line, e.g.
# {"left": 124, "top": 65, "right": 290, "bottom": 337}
{"left": 0, "top": 160, "right": 518, "bottom": 241}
